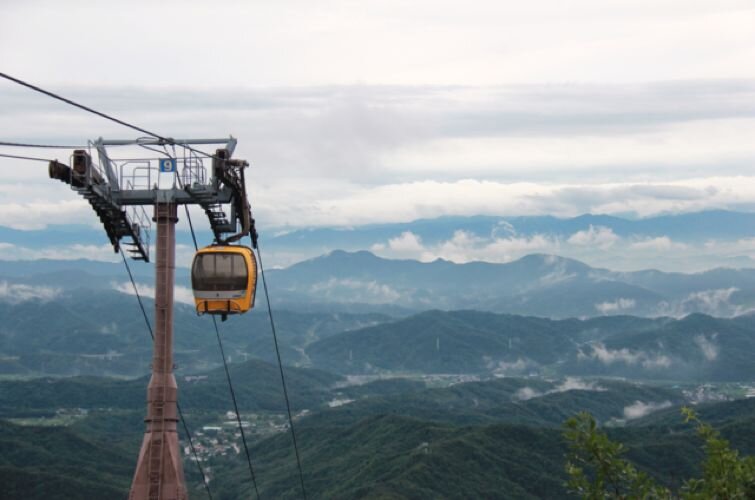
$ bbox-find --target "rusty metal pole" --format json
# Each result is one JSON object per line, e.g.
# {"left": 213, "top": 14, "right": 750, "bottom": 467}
{"left": 129, "top": 202, "right": 188, "bottom": 500}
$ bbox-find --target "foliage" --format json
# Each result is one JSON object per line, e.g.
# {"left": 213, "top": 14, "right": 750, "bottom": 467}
{"left": 564, "top": 412, "right": 672, "bottom": 499}
{"left": 564, "top": 409, "right": 755, "bottom": 499}
{"left": 679, "top": 407, "right": 755, "bottom": 499}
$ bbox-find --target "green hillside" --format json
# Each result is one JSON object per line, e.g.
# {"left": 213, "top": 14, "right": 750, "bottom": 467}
{"left": 307, "top": 310, "right": 755, "bottom": 380}
{"left": 0, "top": 359, "right": 342, "bottom": 416}
{"left": 0, "top": 420, "right": 132, "bottom": 500}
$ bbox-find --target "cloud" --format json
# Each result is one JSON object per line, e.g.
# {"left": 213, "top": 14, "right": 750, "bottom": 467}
{"left": 514, "top": 387, "right": 542, "bottom": 401}
{"left": 587, "top": 343, "right": 672, "bottom": 369}
{"left": 371, "top": 229, "right": 557, "bottom": 264}
{"left": 630, "top": 236, "right": 687, "bottom": 251}
{"left": 658, "top": 288, "right": 742, "bottom": 317}
{"left": 490, "top": 357, "right": 532, "bottom": 374}
{"left": 595, "top": 298, "right": 636, "bottom": 314}
{"left": 308, "top": 278, "right": 402, "bottom": 304}
{"left": 0, "top": 281, "right": 61, "bottom": 304}
{"left": 371, "top": 231, "right": 426, "bottom": 259}
{"left": 554, "top": 377, "right": 606, "bottom": 393}
{"left": 694, "top": 334, "right": 719, "bottom": 361}
{"left": 112, "top": 281, "right": 195, "bottom": 305}
{"left": 514, "top": 377, "right": 605, "bottom": 401}
{"left": 0, "top": 243, "right": 119, "bottom": 262}
{"left": 623, "top": 400, "right": 673, "bottom": 420}
{"left": 568, "top": 225, "right": 620, "bottom": 250}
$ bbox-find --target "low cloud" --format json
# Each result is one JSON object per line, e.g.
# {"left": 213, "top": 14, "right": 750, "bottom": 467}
{"left": 112, "top": 281, "right": 195, "bottom": 305}
{"left": 308, "top": 278, "right": 402, "bottom": 304}
{"left": 595, "top": 298, "right": 636, "bottom": 314}
{"left": 588, "top": 343, "right": 672, "bottom": 369}
{"left": 514, "top": 377, "right": 606, "bottom": 401}
{"left": 623, "top": 400, "right": 673, "bottom": 420}
{"left": 630, "top": 236, "right": 686, "bottom": 251}
{"left": 694, "top": 334, "right": 719, "bottom": 361}
{"left": 489, "top": 357, "right": 532, "bottom": 374}
{"left": 514, "top": 387, "right": 542, "bottom": 401}
{"left": 370, "top": 231, "right": 425, "bottom": 260}
{"left": 658, "top": 288, "right": 743, "bottom": 317}
{"left": 555, "top": 377, "right": 606, "bottom": 392}
{"left": 567, "top": 225, "right": 619, "bottom": 250}
{"left": 371, "top": 229, "right": 557, "bottom": 264}
{"left": 0, "top": 243, "right": 118, "bottom": 262}
{"left": 0, "top": 281, "right": 61, "bottom": 304}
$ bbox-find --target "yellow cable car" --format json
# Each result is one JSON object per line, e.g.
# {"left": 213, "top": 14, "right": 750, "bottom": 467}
{"left": 191, "top": 245, "right": 258, "bottom": 317}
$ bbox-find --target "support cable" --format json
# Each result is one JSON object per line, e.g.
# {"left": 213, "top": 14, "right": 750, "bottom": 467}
{"left": 0, "top": 141, "right": 85, "bottom": 148}
{"left": 0, "top": 152, "right": 53, "bottom": 162}
{"left": 255, "top": 242, "right": 308, "bottom": 500}
{"left": 183, "top": 204, "right": 262, "bottom": 500}
{"left": 0, "top": 72, "right": 215, "bottom": 160}
{"left": 119, "top": 251, "right": 213, "bottom": 500}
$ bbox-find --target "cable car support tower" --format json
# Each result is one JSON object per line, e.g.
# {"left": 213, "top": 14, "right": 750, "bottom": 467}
{"left": 49, "top": 137, "right": 253, "bottom": 500}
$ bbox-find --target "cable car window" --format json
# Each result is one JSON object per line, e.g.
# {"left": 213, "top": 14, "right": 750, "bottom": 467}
{"left": 192, "top": 252, "right": 248, "bottom": 291}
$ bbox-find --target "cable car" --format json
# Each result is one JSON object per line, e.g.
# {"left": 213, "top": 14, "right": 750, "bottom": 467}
{"left": 191, "top": 245, "right": 257, "bottom": 318}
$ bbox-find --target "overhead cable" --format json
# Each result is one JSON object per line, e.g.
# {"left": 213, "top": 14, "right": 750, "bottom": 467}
{"left": 256, "top": 242, "right": 308, "bottom": 499}
{"left": 0, "top": 152, "right": 54, "bottom": 162}
{"left": 0, "top": 72, "right": 214, "bottom": 160}
{"left": 0, "top": 141, "right": 86, "bottom": 149}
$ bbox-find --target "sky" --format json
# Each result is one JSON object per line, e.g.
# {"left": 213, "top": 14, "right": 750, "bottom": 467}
{"left": 1, "top": 0, "right": 754, "bottom": 266}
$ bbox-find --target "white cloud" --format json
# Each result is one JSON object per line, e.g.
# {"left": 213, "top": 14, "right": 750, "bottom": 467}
{"left": 554, "top": 377, "right": 606, "bottom": 393}
{"left": 0, "top": 281, "right": 61, "bottom": 304}
{"left": 658, "top": 288, "right": 742, "bottom": 317}
{"left": 0, "top": 243, "right": 119, "bottom": 262}
{"left": 490, "top": 357, "right": 531, "bottom": 374}
{"left": 514, "top": 387, "right": 541, "bottom": 401}
{"left": 623, "top": 400, "right": 673, "bottom": 420}
{"left": 371, "top": 231, "right": 425, "bottom": 259}
{"left": 514, "top": 377, "right": 605, "bottom": 401}
{"left": 694, "top": 334, "right": 719, "bottom": 361}
{"left": 371, "top": 229, "right": 557, "bottom": 264}
{"left": 4, "top": 2, "right": 755, "bottom": 87}
{"left": 595, "top": 298, "right": 636, "bottom": 314}
{"left": 568, "top": 225, "right": 620, "bottom": 250}
{"left": 0, "top": 199, "right": 92, "bottom": 231}
{"left": 630, "top": 236, "right": 686, "bottom": 251}
{"left": 588, "top": 343, "right": 672, "bottom": 369}
{"left": 112, "top": 281, "right": 195, "bottom": 305}
{"left": 308, "top": 278, "right": 402, "bottom": 304}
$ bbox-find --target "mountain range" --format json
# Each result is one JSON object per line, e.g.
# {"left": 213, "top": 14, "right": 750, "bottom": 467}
{"left": 3, "top": 210, "right": 755, "bottom": 271}
{"left": 267, "top": 250, "right": 755, "bottom": 318}
{"left": 3, "top": 248, "right": 755, "bottom": 319}
{"left": 306, "top": 310, "right": 755, "bottom": 380}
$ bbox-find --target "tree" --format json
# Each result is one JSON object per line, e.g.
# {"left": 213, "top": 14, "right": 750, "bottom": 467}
{"left": 563, "top": 408, "right": 755, "bottom": 499}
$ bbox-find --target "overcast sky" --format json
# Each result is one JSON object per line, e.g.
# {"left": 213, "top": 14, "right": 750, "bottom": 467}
{"left": 1, "top": 0, "right": 755, "bottom": 231}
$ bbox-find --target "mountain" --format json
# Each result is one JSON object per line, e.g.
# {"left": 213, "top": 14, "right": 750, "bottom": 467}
{"left": 0, "top": 358, "right": 341, "bottom": 416}
{"left": 306, "top": 310, "right": 755, "bottom": 380}
{"left": 0, "top": 287, "right": 391, "bottom": 376}
{"left": 0, "top": 419, "right": 132, "bottom": 500}
{"left": 212, "top": 401, "right": 755, "bottom": 499}
{"left": 4, "top": 244, "right": 755, "bottom": 318}
{"left": 305, "top": 377, "right": 684, "bottom": 428}
{"left": 265, "top": 250, "right": 755, "bottom": 317}
{"left": 3, "top": 210, "right": 755, "bottom": 272}
{"left": 1, "top": 367, "right": 751, "bottom": 499}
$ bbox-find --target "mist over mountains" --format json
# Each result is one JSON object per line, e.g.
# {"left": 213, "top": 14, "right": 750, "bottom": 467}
{"left": 3, "top": 247, "right": 755, "bottom": 320}
{"left": 2, "top": 210, "right": 754, "bottom": 272}
{"left": 268, "top": 250, "right": 755, "bottom": 318}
